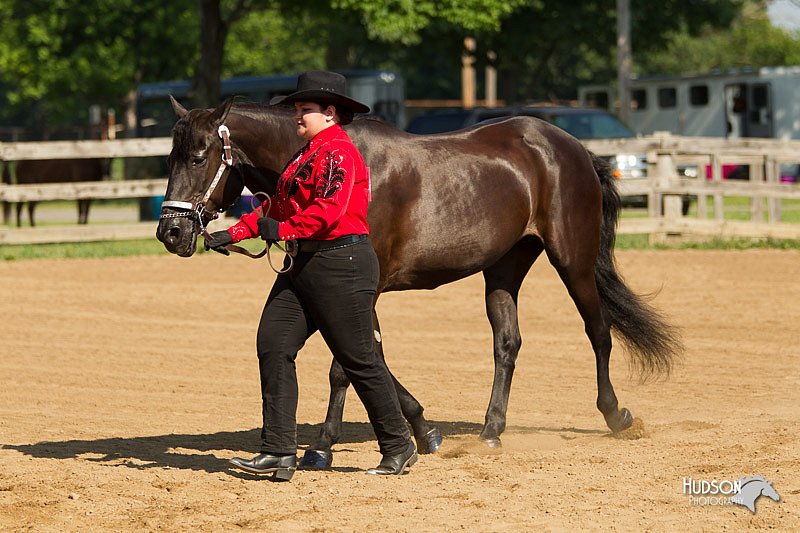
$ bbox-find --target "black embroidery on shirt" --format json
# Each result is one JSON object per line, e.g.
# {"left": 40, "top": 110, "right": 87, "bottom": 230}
{"left": 283, "top": 151, "right": 318, "bottom": 199}
{"left": 294, "top": 154, "right": 316, "bottom": 184}
{"left": 288, "top": 179, "right": 299, "bottom": 197}
{"left": 316, "top": 151, "right": 346, "bottom": 199}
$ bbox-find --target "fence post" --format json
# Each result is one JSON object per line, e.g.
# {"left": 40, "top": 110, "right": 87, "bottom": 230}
{"left": 652, "top": 150, "right": 682, "bottom": 243}
{"left": 712, "top": 154, "right": 724, "bottom": 221}
{"left": 660, "top": 153, "right": 682, "bottom": 220}
{"left": 750, "top": 158, "right": 764, "bottom": 222}
{"left": 765, "top": 155, "right": 781, "bottom": 223}
{"left": 646, "top": 149, "right": 659, "bottom": 218}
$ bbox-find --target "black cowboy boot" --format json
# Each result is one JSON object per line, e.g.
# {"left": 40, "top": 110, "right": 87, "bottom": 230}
{"left": 366, "top": 442, "right": 417, "bottom": 475}
{"left": 229, "top": 453, "right": 297, "bottom": 481}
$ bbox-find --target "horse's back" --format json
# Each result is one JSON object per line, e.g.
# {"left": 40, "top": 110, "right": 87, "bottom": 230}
{"left": 355, "top": 115, "right": 596, "bottom": 184}
{"left": 14, "top": 159, "right": 105, "bottom": 184}
{"left": 348, "top": 116, "right": 600, "bottom": 290}
{"left": 356, "top": 115, "right": 599, "bottom": 221}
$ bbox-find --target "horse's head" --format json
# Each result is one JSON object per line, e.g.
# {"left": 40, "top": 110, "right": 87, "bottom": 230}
{"left": 156, "top": 96, "right": 245, "bottom": 257}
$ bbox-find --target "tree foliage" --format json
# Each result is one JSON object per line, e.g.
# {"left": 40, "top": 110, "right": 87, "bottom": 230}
{"left": 223, "top": 6, "right": 327, "bottom": 77}
{"left": 638, "top": 3, "right": 800, "bottom": 75}
{"left": 331, "top": 0, "right": 528, "bottom": 44}
{"left": 0, "top": 0, "right": 197, "bottom": 135}
{"left": 1, "top": 0, "right": 794, "bottom": 136}
{"left": 476, "top": 0, "right": 748, "bottom": 103}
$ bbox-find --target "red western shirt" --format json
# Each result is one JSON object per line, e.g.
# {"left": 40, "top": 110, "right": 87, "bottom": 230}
{"left": 227, "top": 124, "right": 370, "bottom": 242}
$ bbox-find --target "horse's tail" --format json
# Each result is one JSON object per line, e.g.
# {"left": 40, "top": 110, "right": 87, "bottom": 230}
{"left": 591, "top": 154, "right": 683, "bottom": 379}
{"left": 2, "top": 160, "right": 10, "bottom": 185}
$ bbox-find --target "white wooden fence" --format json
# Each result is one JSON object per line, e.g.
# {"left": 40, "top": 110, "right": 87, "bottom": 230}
{"left": 0, "top": 138, "right": 172, "bottom": 244}
{"left": 1, "top": 133, "right": 800, "bottom": 245}
{"left": 583, "top": 132, "right": 800, "bottom": 241}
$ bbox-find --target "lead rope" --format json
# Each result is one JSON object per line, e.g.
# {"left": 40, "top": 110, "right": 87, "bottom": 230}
{"left": 216, "top": 192, "right": 296, "bottom": 274}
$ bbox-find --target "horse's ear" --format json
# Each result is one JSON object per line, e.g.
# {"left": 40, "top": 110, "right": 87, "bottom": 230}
{"left": 209, "top": 97, "right": 235, "bottom": 127}
{"left": 169, "top": 95, "right": 189, "bottom": 118}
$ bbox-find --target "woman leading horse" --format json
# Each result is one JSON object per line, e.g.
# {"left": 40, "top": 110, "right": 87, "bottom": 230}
{"left": 207, "top": 71, "right": 417, "bottom": 480}
{"left": 157, "top": 86, "right": 682, "bottom": 471}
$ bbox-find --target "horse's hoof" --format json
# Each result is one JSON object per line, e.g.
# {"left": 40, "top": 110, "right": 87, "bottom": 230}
{"left": 298, "top": 449, "right": 333, "bottom": 469}
{"left": 608, "top": 408, "right": 634, "bottom": 433}
{"left": 416, "top": 427, "right": 443, "bottom": 454}
{"left": 481, "top": 437, "right": 502, "bottom": 449}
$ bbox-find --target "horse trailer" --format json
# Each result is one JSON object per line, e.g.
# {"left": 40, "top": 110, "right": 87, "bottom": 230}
{"left": 579, "top": 66, "right": 800, "bottom": 141}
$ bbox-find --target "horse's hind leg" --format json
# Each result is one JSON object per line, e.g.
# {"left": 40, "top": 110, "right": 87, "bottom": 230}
{"left": 299, "top": 358, "right": 349, "bottom": 468}
{"left": 77, "top": 199, "right": 91, "bottom": 224}
{"left": 545, "top": 240, "right": 633, "bottom": 433}
{"left": 373, "top": 311, "right": 441, "bottom": 454}
{"left": 27, "top": 201, "right": 37, "bottom": 227}
{"left": 479, "top": 239, "right": 544, "bottom": 447}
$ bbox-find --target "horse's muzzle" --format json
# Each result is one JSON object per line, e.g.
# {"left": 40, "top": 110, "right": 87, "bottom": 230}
{"left": 156, "top": 217, "right": 197, "bottom": 257}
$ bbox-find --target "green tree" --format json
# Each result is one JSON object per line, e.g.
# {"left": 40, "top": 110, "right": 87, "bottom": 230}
{"left": 477, "top": 0, "right": 747, "bottom": 104}
{"left": 192, "top": 0, "right": 527, "bottom": 107}
{"left": 0, "top": 0, "right": 197, "bottom": 137}
{"left": 257, "top": 0, "right": 750, "bottom": 103}
{"left": 638, "top": 3, "right": 800, "bottom": 75}
{"left": 223, "top": 6, "right": 326, "bottom": 77}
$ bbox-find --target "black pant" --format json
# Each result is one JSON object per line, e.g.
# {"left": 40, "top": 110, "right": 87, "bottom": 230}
{"left": 256, "top": 238, "right": 410, "bottom": 456}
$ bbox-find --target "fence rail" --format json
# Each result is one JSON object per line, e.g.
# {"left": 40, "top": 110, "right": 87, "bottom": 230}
{"left": 2, "top": 133, "right": 800, "bottom": 245}
{"left": 0, "top": 138, "right": 172, "bottom": 160}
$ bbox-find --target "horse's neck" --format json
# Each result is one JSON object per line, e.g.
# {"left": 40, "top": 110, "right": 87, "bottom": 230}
{"left": 229, "top": 110, "right": 300, "bottom": 173}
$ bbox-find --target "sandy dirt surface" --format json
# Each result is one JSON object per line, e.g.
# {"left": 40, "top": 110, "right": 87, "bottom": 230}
{"left": 1, "top": 249, "right": 798, "bottom": 531}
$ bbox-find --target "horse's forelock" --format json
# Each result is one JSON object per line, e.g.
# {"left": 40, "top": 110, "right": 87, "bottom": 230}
{"left": 171, "top": 111, "right": 213, "bottom": 158}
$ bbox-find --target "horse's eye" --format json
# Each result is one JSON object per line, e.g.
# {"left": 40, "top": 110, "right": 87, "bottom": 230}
{"left": 192, "top": 157, "right": 206, "bottom": 167}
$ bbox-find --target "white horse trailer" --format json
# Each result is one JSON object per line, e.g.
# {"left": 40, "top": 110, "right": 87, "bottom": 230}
{"left": 579, "top": 66, "right": 800, "bottom": 140}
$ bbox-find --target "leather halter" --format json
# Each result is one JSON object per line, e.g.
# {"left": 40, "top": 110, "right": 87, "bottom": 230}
{"left": 159, "top": 125, "right": 235, "bottom": 234}
{"left": 159, "top": 125, "right": 296, "bottom": 273}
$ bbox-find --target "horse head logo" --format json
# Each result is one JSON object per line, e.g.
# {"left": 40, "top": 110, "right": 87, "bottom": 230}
{"left": 730, "top": 476, "right": 781, "bottom": 513}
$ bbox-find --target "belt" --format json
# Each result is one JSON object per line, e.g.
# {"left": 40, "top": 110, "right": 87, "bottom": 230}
{"left": 294, "top": 234, "right": 367, "bottom": 253}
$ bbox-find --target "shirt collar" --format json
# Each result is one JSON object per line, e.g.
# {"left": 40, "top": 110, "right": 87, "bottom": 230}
{"left": 308, "top": 123, "right": 343, "bottom": 149}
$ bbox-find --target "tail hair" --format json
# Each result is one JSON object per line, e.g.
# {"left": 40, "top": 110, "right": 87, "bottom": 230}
{"left": 591, "top": 154, "right": 683, "bottom": 379}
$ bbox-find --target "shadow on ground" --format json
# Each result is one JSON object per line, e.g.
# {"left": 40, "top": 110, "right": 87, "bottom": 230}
{"left": 3, "top": 420, "right": 605, "bottom": 474}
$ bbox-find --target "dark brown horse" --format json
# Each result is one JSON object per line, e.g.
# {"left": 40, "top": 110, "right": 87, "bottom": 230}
{"left": 2, "top": 158, "right": 106, "bottom": 226}
{"left": 156, "top": 98, "right": 682, "bottom": 466}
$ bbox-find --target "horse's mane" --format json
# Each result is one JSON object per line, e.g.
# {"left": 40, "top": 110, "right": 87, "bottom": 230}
{"left": 230, "top": 101, "right": 294, "bottom": 121}
{"left": 170, "top": 101, "right": 294, "bottom": 158}
{"left": 170, "top": 99, "right": 403, "bottom": 158}
{"left": 231, "top": 102, "right": 395, "bottom": 132}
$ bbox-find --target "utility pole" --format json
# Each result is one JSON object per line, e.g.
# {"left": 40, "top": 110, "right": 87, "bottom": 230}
{"left": 617, "top": 0, "right": 631, "bottom": 123}
{"left": 462, "top": 37, "right": 476, "bottom": 109}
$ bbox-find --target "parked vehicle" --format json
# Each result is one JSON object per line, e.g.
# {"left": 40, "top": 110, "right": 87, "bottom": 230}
{"left": 406, "top": 105, "right": 689, "bottom": 212}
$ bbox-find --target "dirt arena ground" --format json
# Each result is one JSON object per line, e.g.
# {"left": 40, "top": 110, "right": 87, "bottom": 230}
{"left": 1, "top": 249, "right": 798, "bottom": 531}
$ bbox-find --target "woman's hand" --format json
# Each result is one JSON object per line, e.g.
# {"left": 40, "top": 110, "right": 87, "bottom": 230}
{"left": 257, "top": 217, "right": 280, "bottom": 243}
{"left": 204, "top": 231, "right": 233, "bottom": 255}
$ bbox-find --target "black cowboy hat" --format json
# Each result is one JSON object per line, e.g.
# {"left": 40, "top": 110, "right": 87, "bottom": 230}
{"left": 269, "top": 70, "right": 370, "bottom": 114}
